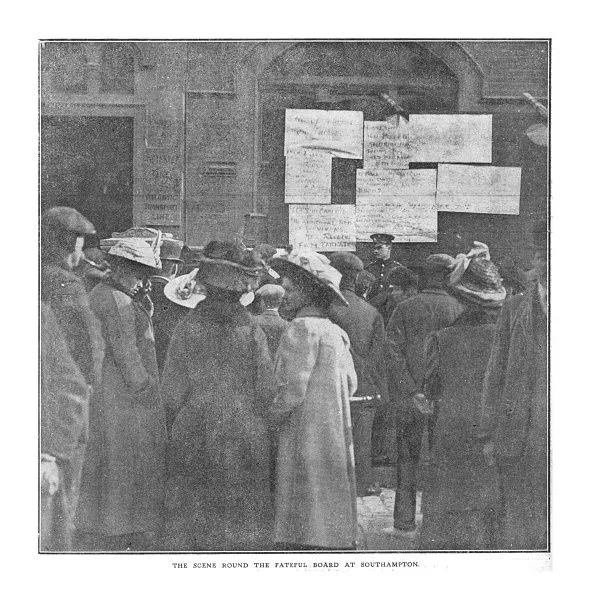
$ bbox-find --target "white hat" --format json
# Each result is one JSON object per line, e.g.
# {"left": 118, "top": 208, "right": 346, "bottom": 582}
{"left": 164, "top": 269, "right": 207, "bottom": 309}
{"left": 270, "top": 248, "right": 348, "bottom": 306}
{"left": 108, "top": 237, "right": 162, "bottom": 270}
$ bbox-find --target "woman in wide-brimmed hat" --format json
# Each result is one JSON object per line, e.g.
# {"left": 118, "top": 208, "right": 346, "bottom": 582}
{"left": 160, "top": 240, "right": 276, "bottom": 551}
{"left": 269, "top": 249, "right": 358, "bottom": 550}
{"left": 418, "top": 255, "right": 505, "bottom": 550}
{"left": 75, "top": 236, "right": 168, "bottom": 551}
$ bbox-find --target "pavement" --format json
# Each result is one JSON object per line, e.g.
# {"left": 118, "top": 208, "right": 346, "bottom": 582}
{"left": 356, "top": 487, "right": 422, "bottom": 551}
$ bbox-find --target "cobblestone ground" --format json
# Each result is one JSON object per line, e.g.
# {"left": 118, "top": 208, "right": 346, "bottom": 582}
{"left": 356, "top": 488, "right": 422, "bottom": 551}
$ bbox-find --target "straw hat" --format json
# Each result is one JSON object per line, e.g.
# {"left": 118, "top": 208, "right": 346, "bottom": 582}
{"left": 270, "top": 248, "right": 348, "bottom": 306}
{"left": 451, "top": 258, "right": 506, "bottom": 307}
{"left": 107, "top": 237, "right": 162, "bottom": 271}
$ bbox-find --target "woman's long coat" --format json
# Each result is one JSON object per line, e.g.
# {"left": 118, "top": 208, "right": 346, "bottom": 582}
{"left": 75, "top": 281, "right": 167, "bottom": 536}
{"left": 272, "top": 307, "right": 358, "bottom": 549}
{"left": 161, "top": 299, "right": 276, "bottom": 551}
{"left": 419, "top": 317, "right": 500, "bottom": 550}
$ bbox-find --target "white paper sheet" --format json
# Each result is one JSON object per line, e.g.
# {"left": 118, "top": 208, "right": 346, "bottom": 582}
{"left": 284, "top": 149, "right": 332, "bottom": 203}
{"left": 408, "top": 114, "right": 492, "bottom": 163}
{"left": 436, "top": 164, "right": 521, "bottom": 214}
{"left": 355, "top": 195, "right": 438, "bottom": 243}
{"left": 363, "top": 120, "right": 412, "bottom": 169}
{"left": 284, "top": 109, "right": 363, "bottom": 159}
{"left": 356, "top": 169, "right": 437, "bottom": 198}
{"left": 289, "top": 204, "right": 356, "bottom": 251}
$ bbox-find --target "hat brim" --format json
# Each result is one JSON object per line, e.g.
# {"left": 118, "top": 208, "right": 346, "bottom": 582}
{"left": 270, "top": 258, "right": 348, "bottom": 307}
{"left": 196, "top": 256, "right": 263, "bottom": 293}
{"left": 107, "top": 252, "right": 161, "bottom": 272}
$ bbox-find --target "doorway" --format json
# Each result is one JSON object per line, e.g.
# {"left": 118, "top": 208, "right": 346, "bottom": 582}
{"left": 40, "top": 116, "right": 134, "bottom": 238}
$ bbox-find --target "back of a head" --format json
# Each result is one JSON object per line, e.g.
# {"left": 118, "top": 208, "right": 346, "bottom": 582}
{"left": 256, "top": 283, "right": 285, "bottom": 309}
{"left": 387, "top": 266, "right": 419, "bottom": 291}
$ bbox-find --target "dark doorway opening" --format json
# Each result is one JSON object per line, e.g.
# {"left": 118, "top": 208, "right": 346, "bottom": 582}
{"left": 40, "top": 116, "right": 134, "bottom": 238}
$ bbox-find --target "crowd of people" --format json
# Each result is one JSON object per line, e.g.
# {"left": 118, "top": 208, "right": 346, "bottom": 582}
{"left": 40, "top": 206, "right": 548, "bottom": 552}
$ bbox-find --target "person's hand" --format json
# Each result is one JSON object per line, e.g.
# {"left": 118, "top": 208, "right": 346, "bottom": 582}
{"left": 40, "top": 458, "right": 60, "bottom": 496}
{"left": 412, "top": 392, "right": 433, "bottom": 415}
{"left": 482, "top": 440, "right": 496, "bottom": 467}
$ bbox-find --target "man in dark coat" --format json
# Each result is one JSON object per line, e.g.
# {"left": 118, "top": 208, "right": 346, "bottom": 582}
{"left": 40, "top": 303, "right": 91, "bottom": 551}
{"left": 364, "top": 233, "right": 405, "bottom": 318}
{"left": 252, "top": 283, "right": 288, "bottom": 358}
{"left": 479, "top": 221, "right": 548, "bottom": 550}
{"left": 372, "top": 265, "right": 419, "bottom": 466}
{"left": 328, "top": 251, "right": 388, "bottom": 496}
{"left": 40, "top": 207, "right": 104, "bottom": 391}
{"left": 418, "top": 257, "right": 506, "bottom": 550}
{"left": 385, "top": 254, "right": 465, "bottom": 533}
{"left": 161, "top": 241, "right": 276, "bottom": 551}
{"left": 149, "top": 237, "right": 186, "bottom": 374}
{"left": 40, "top": 206, "right": 104, "bottom": 550}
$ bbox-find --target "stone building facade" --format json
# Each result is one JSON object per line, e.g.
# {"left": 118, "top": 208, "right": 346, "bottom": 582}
{"left": 40, "top": 40, "right": 549, "bottom": 268}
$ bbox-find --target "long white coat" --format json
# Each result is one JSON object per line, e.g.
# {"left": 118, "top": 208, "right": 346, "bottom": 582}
{"left": 272, "top": 307, "right": 358, "bottom": 548}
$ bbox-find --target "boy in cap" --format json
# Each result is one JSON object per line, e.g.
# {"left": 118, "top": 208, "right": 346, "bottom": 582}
{"left": 328, "top": 251, "right": 388, "bottom": 496}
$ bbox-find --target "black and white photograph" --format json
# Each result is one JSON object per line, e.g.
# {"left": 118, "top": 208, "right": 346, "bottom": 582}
{"left": 37, "top": 38, "right": 551, "bottom": 558}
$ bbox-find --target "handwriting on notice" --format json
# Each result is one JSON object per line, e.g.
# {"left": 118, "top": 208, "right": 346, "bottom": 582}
{"left": 285, "top": 109, "right": 363, "bottom": 159}
{"left": 408, "top": 114, "right": 492, "bottom": 163}
{"left": 436, "top": 164, "right": 521, "bottom": 214}
{"left": 356, "top": 169, "right": 437, "bottom": 198}
{"left": 285, "top": 150, "right": 332, "bottom": 203}
{"left": 356, "top": 195, "right": 437, "bottom": 243}
{"left": 289, "top": 205, "right": 356, "bottom": 251}
{"left": 363, "top": 120, "right": 412, "bottom": 169}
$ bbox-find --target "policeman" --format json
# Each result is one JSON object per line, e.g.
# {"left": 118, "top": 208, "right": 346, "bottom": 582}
{"left": 364, "top": 233, "right": 404, "bottom": 318}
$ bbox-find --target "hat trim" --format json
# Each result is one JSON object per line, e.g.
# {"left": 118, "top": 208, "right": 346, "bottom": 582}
{"left": 199, "top": 255, "right": 264, "bottom": 275}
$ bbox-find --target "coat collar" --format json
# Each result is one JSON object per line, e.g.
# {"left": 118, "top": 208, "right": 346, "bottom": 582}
{"left": 294, "top": 305, "right": 327, "bottom": 319}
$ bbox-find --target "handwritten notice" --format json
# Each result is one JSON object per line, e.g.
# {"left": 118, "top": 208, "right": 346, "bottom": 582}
{"left": 356, "top": 195, "right": 437, "bottom": 243}
{"left": 436, "top": 164, "right": 521, "bottom": 214}
{"left": 408, "top": 114, "right": 492, "bottom": 163}
{"left": 356, "top": 169, "right": 437, "bottom": 199}
{"left": 289, "top": 205, "right": 356, "bottom": 251}
{"left": 363, "top": 120, "right": 412, "bottom": 169}
{"left": 285, "top": 149, "right": 332, "bottom": 203}
{"left": 284, "top": 109, "right": 363, "bottom": 159}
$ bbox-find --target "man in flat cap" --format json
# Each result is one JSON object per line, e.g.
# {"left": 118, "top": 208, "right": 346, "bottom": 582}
{"left": 328, "top": 251, "right": 388, "bottom": 496}
{"left": 385, "top": 253, "right": 466, "bottom": 535}
{"left": 364, "top": 233, "right": 405, "bottom": 319}
{"left": 149, "top": 237, "right": 187, "bottom": 374}
{"left": 479, "top": 220, "right": 548, "bottom": 550}
{"left": 40, "top": 206, "right": 105, "bottom": 550}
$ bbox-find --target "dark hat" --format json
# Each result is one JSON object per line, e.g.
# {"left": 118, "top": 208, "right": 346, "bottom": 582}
{"left": 160, "top": 238, "right": 184, "bottom": 262}
{"left": 329, "top": 251, "right": 364, "bottom": 274}
{"left": 196, "top": 240, "right": 264, "bottom": 293}
{"left": 41, "top": 207, "right": 95, "bottom": 236}
{"left": 530, "top": 220, "right": 548, "bottom": 251}
{"left": 451, "top": 258, "right": 506, "bottom": 308}
{"left": 370, "top": 233, "right": 395, "bottom": 245}
{"left": 270, "top": 248, "right": 348, "bottom": 306}
{"left": 253, "top": 243, "right": 278, "bottom": 262}
{"left": 425, "top": 253, "right": 455, "bottom": 272}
